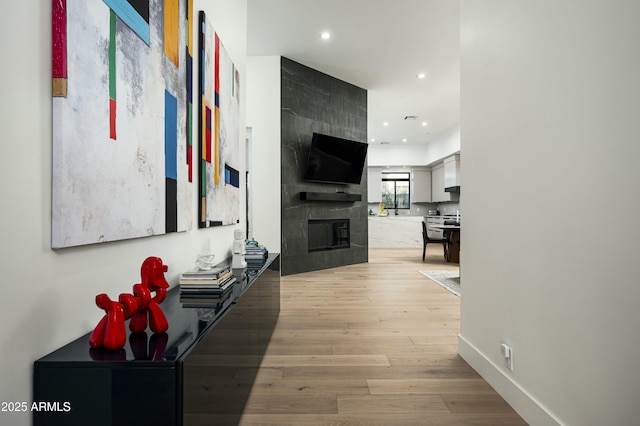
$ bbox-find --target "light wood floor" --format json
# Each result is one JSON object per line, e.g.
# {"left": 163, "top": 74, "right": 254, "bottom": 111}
{"left": 189, "top": 247, "right": 527, "bottom": 425}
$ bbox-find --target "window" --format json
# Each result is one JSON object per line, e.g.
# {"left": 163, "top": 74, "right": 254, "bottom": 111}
{"left": 381, "top": 172, "right": 410, "bottom": 209}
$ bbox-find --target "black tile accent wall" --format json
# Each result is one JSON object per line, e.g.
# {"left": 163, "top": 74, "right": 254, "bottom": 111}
{"left": 280, "top": 57, "right": 368, "bottom": 276}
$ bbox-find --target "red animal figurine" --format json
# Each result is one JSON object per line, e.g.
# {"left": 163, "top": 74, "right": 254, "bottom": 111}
{"left": 89, "top": 257, "right": 170, "bottom": 351}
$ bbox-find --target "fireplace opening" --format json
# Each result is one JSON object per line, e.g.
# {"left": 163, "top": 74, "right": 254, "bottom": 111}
{"left": 308, "top": 219, "right": 350, "bottom": 252}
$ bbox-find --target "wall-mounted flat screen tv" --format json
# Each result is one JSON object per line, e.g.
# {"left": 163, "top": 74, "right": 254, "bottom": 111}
{"left": 303, "top": 133, "right": 368, "bottom": 185}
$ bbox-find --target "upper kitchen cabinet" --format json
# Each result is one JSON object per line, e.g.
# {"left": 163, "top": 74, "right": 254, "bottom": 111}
{"left": 367, "top": 167, "right": 383, "bottom": 203}
{"left": 412, "top": 168, "right": 431, "bottom": 202}
{"left": 444, "top": 154, "right": 460, "bottom": 192}
{"left": 431, "top": 160, "right": 460, "bottom": 202}
{"left": 431, "top": 163, "right": 447, "bottom": 202}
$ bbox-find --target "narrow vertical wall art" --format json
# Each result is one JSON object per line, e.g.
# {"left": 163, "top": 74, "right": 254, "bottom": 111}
{"left": 52, "top": 0, "right": 67, "bottom": 97}
{"left": 51, "top": 0, "right": 194, "bottom": 248}
{"left": 198, "top": 11, "right": 241, "bottom": 228}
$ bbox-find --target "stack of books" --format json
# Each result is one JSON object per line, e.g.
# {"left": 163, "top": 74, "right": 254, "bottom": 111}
{"left": 180, "top": 289, "right": 234, "bottom": 310}
{"left": 179, "top": 265, "right": 236, "bottom": 307}
{"left": 245, "top": 244, "right": 268, "bottom": 268}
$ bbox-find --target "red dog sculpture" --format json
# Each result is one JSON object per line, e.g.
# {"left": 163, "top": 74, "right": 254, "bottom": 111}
{"left": 89, "top": 257, "right": 170, "bottom": 351}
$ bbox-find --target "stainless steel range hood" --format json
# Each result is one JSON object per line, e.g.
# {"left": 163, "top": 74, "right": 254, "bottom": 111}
{"left": 444, "top": 185, "right": 460, "bottom": 193}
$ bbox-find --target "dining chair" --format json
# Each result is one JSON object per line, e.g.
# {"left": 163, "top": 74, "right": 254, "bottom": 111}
{"left": 422, "top": 220, "right": 448, "bottom": 261}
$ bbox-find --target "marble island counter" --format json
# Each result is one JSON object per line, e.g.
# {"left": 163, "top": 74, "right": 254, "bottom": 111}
{"left": 368, "top": 215, "right": 424, "bottom": 248}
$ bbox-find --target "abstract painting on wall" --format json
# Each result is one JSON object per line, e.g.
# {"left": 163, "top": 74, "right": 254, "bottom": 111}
{"left": 198, "top": 11, "right": 241, "bottom": 228}
{"left": 51, "top": 0, "right": 195, "bottom": 248}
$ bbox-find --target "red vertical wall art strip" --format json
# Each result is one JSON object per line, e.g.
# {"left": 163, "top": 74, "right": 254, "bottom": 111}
{"left": 52, "top": 0, "right": 67, "bottom": 97}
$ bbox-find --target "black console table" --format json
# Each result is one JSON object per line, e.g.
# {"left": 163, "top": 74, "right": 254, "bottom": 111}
{"left": 33, "top": 254, "right": 280, "bottom": 426}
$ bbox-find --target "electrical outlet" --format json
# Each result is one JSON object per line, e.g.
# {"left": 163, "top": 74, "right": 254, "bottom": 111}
{"left": 500, "top": 343, "right": 513, "bottom": 371}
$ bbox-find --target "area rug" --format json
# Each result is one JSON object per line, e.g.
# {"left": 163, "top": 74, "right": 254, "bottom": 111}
{"left": 419, "top": 270, "right": 460, "bottom": 297}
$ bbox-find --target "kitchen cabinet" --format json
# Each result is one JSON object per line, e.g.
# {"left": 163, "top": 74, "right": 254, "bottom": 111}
{"left": 431, "top": 162, "right": 459, "bottom": 202}
{"left": 444, "top": 154, "right": 460, "bottom": 189}
{"left": 367, "top": 167, "right": 382, "bottom": 203}
{"left": 412, "top": 169, "right": 431, "bottom": 202}
{"left": 431, "top": 164, "right": 446, "bottom": 202}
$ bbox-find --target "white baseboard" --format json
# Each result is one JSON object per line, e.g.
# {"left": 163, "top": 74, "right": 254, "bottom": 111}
{"left": 458, "top": 334, "right": 563, "bottom": 426}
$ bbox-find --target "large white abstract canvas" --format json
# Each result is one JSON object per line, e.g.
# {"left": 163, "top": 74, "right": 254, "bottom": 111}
{"left": 52, "top": 0, "right": 194, "bottom": 248}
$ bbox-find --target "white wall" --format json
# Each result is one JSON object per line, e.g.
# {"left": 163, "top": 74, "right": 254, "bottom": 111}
{"left": 246, "top": 56, "right": 281, "bottom": 251}
{"left": 368, "top": 124, "right": 460, "bottom": 167}
{"left": 368, "top": 144, "right": 430, "bottom": 166}
{"left": 0, "top": 1, "right": 246, "bottom": 425}
{"left": 460, "top": 1, "right": 640, "bottom": 425}
{"left": 424, "top": 125, "right": 460, "bottom": 166}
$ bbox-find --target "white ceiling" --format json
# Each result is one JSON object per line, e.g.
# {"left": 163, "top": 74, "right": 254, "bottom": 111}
{"left": 247, "top": 0, "right": 460, "bottom": 146}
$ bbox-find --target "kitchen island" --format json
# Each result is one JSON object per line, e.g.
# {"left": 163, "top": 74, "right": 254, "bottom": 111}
{"left": 368, "top": 215, "right": 423, "bottom": 248}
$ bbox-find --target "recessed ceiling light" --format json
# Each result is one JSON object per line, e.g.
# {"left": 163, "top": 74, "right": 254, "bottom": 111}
{"left": 417, "top": 73, "right": 426, "bottom": 79}
{"left": 383, "top": 122, "right": 389, "bottom": 126}
{"left": 402, "top": 138, "right": 407, "bottom": 142}
{"left": 320, "top": 32, "right": 331, "bottom": 40}
{"left": 422, "top": 121, "right": 428, "bottom": 126}
{"left": 370, "top": 138, "right": 375, "bottom": 142}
